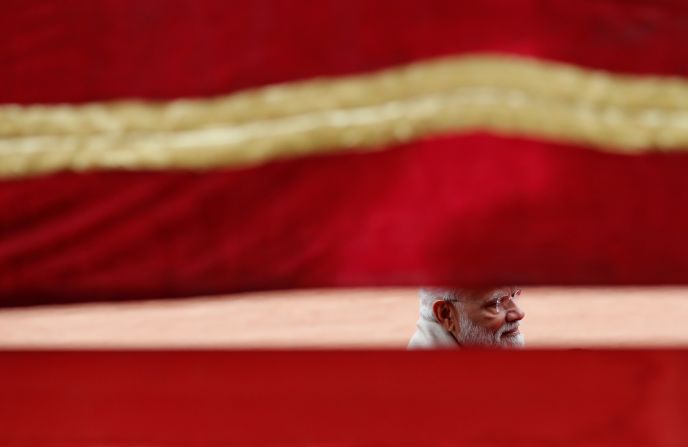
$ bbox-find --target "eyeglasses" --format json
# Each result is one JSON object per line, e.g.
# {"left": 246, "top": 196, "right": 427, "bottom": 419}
{"left": 447, "top": 288, "right": 522, "bottom": 315}
{"left": 490, "top": 289, "right": 521, "bottom": 314}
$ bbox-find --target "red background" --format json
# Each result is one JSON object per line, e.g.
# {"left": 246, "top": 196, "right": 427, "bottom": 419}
{"left": 4, "top": 0, "right": 688, "bottom": 104}
{"left": 2, "top": 134, "right": 688, "bottom": 306}
{"left": 2, "top": 0, "right": 688, "bottom": 304}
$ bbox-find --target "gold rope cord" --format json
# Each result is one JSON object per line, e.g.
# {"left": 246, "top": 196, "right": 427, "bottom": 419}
{"left": 2, "top": 53, "right": 688, "bottom": 178}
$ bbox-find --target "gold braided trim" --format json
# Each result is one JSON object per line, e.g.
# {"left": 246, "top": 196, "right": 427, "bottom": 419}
{"left": 2, "top": 53, "right": 688, "bottom": 178}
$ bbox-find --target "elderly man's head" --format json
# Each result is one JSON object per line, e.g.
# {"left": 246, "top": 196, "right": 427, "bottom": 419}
{"left": 420, "top": 287, "right": 526, "bottom": 348}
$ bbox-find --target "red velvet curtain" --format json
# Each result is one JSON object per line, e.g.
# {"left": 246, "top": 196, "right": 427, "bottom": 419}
{"left": 2, "top": 0, "right": 688, "bottom": 305}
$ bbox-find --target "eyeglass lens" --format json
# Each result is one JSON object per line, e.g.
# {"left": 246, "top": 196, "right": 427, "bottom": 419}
{"left": 497, "top": 289, "right": 521, "bottom": 312}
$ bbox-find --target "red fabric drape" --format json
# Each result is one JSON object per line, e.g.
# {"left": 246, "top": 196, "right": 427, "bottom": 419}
{"left": 3, "top": 0, "right": 688, "bottom": 104}
{"left": 2, "top": 0, "right": 688, "bottom": 304}
{"left": 2, "top": 134, "right": 688, "bottom": 306}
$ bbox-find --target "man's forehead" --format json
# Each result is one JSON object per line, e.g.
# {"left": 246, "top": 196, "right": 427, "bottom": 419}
{"left": 462, "top": 287, "right": 515, "bottom": 301}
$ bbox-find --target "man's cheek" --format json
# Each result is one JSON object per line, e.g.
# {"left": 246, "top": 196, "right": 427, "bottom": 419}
{"left": 481, "top": 317, "right": 505, "bottom": 332}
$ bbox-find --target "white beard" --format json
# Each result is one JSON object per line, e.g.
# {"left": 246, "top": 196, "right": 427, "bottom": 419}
{"left": 457, "top": 311, "right": 525, "bottom": 348}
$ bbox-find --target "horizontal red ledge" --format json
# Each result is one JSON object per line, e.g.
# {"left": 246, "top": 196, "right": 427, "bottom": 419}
{"left": 1, "top": 349, "right": 687, "bottom": 446}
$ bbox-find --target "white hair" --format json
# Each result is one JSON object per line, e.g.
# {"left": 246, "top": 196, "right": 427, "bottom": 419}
{"left": 418, "top": 287, "right": 466, "bottom": 321}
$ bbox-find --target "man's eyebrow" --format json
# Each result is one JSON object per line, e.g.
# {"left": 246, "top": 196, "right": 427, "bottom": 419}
{"left": 488, "top": 289, "right": 509, "bottom": 299}
{"left": 481, "top": 292, "right": 503, "bottom": 304}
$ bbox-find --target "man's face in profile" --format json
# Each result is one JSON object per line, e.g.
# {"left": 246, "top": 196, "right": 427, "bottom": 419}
{"left": 446, "top": 287, "right": 526, "bottom": 348}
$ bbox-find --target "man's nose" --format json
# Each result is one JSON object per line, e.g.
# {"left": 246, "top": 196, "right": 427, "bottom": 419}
{"left": 505, "top": 303, "right": 525, "bottom": 322}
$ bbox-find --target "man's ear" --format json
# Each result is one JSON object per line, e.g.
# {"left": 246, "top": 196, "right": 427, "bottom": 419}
{"left": 432, "top": 300, "right": 457, "bottom": 333}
